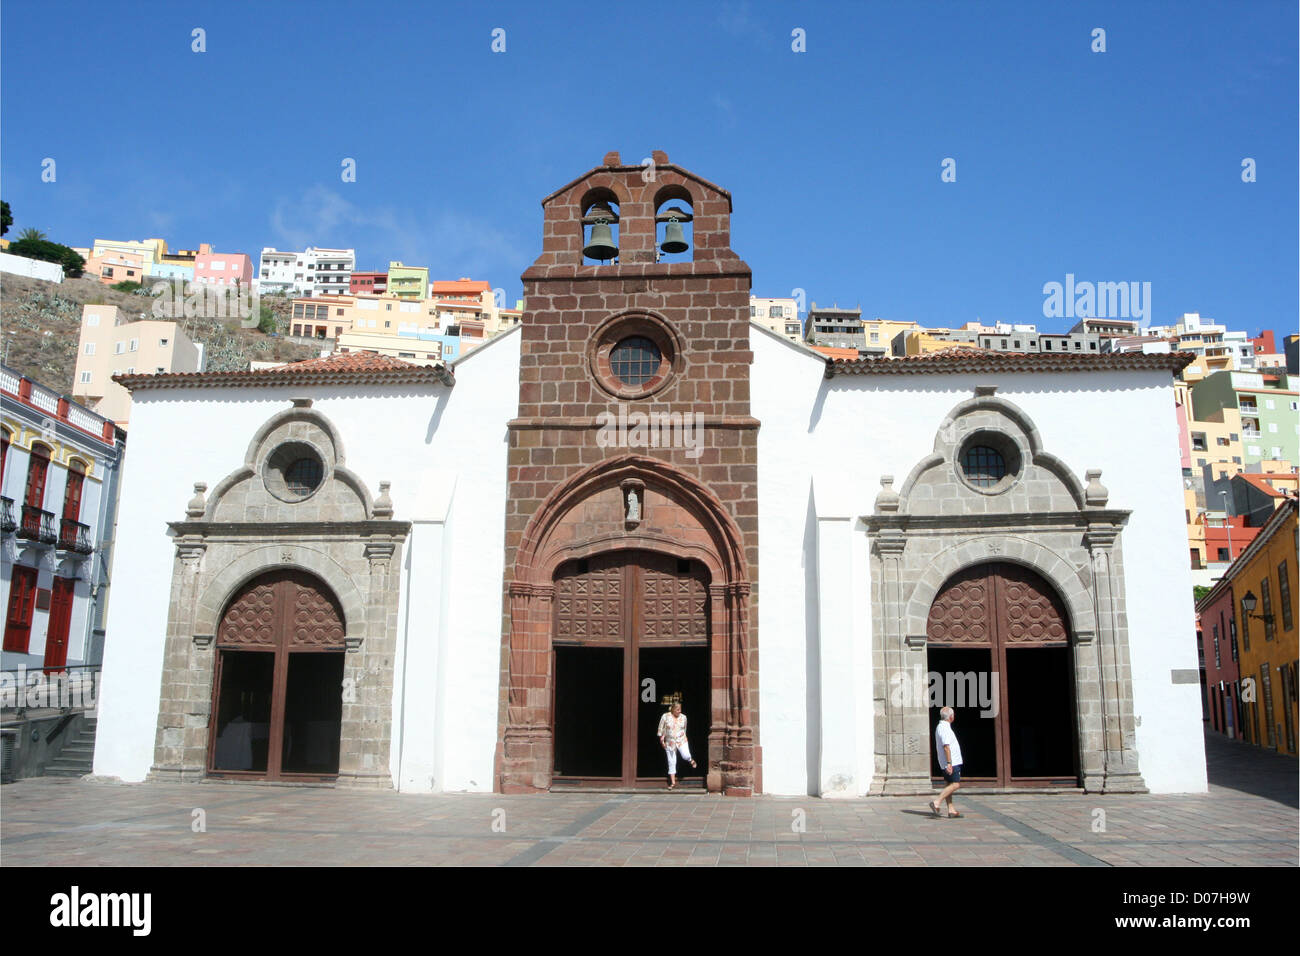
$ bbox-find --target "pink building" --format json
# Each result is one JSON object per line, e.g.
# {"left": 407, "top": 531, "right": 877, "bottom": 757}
{"left": 193, "top": 243, "right": 253, "bottom": 289}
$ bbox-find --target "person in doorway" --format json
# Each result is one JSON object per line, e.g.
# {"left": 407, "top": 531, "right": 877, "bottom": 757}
{"left": 657, "top": 700, "right": 696, "bottom": 791}
{"left": 930, "top": 705, "right": 963, "bottom": 818}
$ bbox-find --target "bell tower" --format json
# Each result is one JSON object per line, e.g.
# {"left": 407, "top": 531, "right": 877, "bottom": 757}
{"left": 497, "top": 151, "right": 760, "bottom": 795}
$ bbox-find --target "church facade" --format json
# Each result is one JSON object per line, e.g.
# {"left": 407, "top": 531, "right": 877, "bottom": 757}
{"left": 92, "top": 153, "right": 1208, "bottom": 795}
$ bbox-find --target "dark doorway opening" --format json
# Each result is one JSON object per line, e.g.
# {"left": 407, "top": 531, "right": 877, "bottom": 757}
{"left": 553, "top": 646, "right": 623, "bottom": 779}
{"left": 927, "top": 647, "right": 997, "bottom": 780}
{"left": 637, "top": 646, "right": 710, "bottom": 783}
{"left": 212, "top": 650, "right": 274, "bottom": 773}
{"left": 281, "top": 652, "right": 346, "bottom": 775}
{"left": 1006, "top": 646, "right": 1076, "bottom": 779}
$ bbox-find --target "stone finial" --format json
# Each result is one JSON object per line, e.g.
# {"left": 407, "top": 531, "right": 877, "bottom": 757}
{"left": 373, "top": 481, "right": 393, "bottom": 518}
{"left": 1084, "top": 469, "right": 1108, "bottom": 508}
{"left": 651, "top": 149, "right": 669, "bottom": 164}
{"left": 603, "top": 150, "right": 621, "bottom": 167}
{"left": 875, "top": 475, "right": 900, "bottom": 513}
{"left": 186, "top": 482, "right": 207, "bottom": 518}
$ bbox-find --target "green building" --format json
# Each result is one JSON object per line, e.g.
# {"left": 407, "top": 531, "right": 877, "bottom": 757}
{"left": 1191, "top": 369, "right": 1299, "bottom": 466}
{"left": 387, "top": 261, "right": 429, "bottom": 299}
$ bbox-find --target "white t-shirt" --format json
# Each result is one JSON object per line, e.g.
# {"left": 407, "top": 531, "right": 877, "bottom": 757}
{"left": 935, "top": 720, "right": 962, "bottom": 769}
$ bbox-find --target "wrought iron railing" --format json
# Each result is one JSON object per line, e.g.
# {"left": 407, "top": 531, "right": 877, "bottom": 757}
{"left": 57, "top": 519, "right": 93, "bottom": 554}
{"left": 0, "top": 497, "right": 15, "bottom": 534}
{"left": 18, "top": 506, "right": 56, "bottom": 545}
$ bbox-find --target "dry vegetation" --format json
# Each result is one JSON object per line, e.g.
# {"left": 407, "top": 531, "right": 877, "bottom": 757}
{"left": 0, "top": 274, "right": 317, "bottom": 393}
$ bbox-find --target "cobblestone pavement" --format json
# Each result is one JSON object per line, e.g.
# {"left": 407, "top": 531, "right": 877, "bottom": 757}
{"left": 2, "top": 728, "right": 1294, "bottom": 866}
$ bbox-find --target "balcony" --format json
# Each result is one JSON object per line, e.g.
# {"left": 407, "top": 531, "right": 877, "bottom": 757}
{"left": 57, "top": 519, "right": 93, "bottom": 555}
{"left": 0, "top": 497, "right": 15, "bottom": 534}
{"left": 18, "top": 506, "right": 56, "bottom": 546}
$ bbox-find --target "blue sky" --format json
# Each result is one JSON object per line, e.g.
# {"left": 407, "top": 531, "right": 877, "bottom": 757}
{"left": 2, "top": 1, "right": 1295, "bottom": 342}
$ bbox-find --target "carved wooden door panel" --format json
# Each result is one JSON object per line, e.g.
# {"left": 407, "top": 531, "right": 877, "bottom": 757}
{"left": 927, "top": 562, "right": 1071, "bottom": 785}
{"left": 210, "top": 570, "right": 345, "bottom": 779}
{"left": 552, "top": 551, "right": 709, "bottom": 785}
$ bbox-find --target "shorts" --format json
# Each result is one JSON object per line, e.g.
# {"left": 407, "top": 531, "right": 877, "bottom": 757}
{"left": 942, "top": 764, "right": 962, "bottom": 783}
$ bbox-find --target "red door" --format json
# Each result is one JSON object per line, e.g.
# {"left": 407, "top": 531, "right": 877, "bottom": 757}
{"left": 25, "top": 444, "right": 50, "bottom": 508}
{"left": 63, "top": 464, "right": 85, "bottom": 522}
{"left": 43, "top": 576, "right": 75, "bottom": 672}
{"left": 4, "top": 566, "right": 39, "bottom": 653}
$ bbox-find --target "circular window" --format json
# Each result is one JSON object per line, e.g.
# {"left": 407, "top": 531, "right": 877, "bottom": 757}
{"left": 588, "top": 312, "right": 683, "bottom": 400}
{"left": 609, "top": 337, "right": 662, "bottom": 387}
{"left": 962, "top": 445, "right": 1006, "bottom": 487}
{"left": 956, "top": 431, "right": 1022, "bottom": 494}
{"left": 285, "top": 457, "right": 323, "bottom": 496}
{"left": 263, "top": 441, "right": 327, "bottom": 503}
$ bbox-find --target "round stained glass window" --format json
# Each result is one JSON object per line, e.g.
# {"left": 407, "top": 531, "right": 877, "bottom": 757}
{"left": 286, "top": 457, "right": 323, "bottom": 497}
{"left": 962, "top": 445, "right": 1006, "bottom": 488}
{"left": 609, "top": 336, "right": 662, "bottom": 387}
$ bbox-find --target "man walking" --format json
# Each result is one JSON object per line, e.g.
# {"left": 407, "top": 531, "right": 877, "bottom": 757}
{"left": 930, "top": 705, "right": 963, "bottom": 818}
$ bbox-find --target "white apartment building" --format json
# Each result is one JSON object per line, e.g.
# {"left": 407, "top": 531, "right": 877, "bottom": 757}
{"left": 749, "top": 296, "right": 802, "bottom": 342}
{"left": 257, "top": 247, "right": 356, "bottom": 297}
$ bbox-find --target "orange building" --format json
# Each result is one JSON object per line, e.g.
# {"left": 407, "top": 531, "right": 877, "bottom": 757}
{"left": 1228, "top": 499, "right": 1298, "bottom": 754}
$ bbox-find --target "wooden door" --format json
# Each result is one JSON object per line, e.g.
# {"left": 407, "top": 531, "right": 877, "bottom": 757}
{"left": 43, "top": 576, "right": 75, "bottom": 672}
{"left": 208, "top": 570, "right": 346, "bottom": 780}
{"left": 24, "top": 444, "right": 50, "bottom": 508}
{"left": 4, "top": 565, "right": 39, "bottom": 653}
{"left": 552, "top": 551, "right": 709, "bottom": 786}
{"left": 926, "top": 562, "right": 1075, "bottom": 786}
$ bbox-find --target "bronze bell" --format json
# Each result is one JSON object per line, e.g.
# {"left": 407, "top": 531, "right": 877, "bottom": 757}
{"left": 657, "top": 206, "right": 692, "bottom": 255}
{"left": 582, "top": 201, "right": 619, "bottom": 261}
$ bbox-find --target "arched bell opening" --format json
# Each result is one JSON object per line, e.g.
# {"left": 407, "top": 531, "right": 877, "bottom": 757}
{"left": 580, "top": 187, "right": 621, "bottom": 264}
{"left": 924, "top": 561, "right": 1081, "bottom": 788}
{"left": 653, "top": 185, "right": 694, "bottom": 263}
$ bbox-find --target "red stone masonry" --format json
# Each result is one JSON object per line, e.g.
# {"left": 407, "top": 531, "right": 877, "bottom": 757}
{"left": 496, "top": 151, "right": 762, "bottom": 795}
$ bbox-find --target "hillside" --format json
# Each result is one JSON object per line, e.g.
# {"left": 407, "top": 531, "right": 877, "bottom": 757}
{"left": 0, "top": 273, "right": 317, "bottom": 395}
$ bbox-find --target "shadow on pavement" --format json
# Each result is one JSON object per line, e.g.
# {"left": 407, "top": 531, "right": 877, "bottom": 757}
{"left": 1203, "top": 724, "right": 1298, "bottom": 808}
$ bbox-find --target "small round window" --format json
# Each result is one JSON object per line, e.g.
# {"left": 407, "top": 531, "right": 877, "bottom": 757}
{"left": 609, "top": 337, "right": 661, "bottom": 387}
{"left": 962, "top": 446, "right": 1006, "bottom": 487}
{"left": 286, "top": 458, "right": 323, "bottom": 496}
{"left": 955, "top": 430, "right": 1022, "bottom": 494}
{"left": 263, "top": 441, "right": 327, "bottom": 503}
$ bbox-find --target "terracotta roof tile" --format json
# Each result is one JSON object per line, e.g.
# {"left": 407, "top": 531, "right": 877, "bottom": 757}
{"left": 825, "top": 348, "right": 1196, "bottom": 377}
{"left": 114, "top": 350, "right": 454, "bottom": 391}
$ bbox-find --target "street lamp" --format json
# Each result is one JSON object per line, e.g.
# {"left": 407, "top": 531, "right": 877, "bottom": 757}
{"left": 1241, "top": 590, "right": 1274, "bottom": 628}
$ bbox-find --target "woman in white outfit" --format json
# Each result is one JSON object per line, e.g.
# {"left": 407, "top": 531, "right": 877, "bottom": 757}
{"left": 657, "top": 701, "right": 696, "bottom": 790}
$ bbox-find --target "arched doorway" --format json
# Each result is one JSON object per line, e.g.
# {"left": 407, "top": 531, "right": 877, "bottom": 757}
{"left": 551, "top": 550, "right": 711, "bottom": 787}
{"left": 925, "top": 562, "right": 1079, "bottom": 787}
{"left": 207, "top": 569, "right": 347, "bottom": 781}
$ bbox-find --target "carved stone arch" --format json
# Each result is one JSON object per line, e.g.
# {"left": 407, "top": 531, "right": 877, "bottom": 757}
{"left": 243, "top": 404, "right": 348, "bottom": 468}
{"left": 193, "top": 544, "right": 367, "bottom": 644}
{"left": 515, "top": 454, "right": 746, "bottom": 587}
{"left": 203, "top": 404, "right": 374, "bottom": 520}
{"left": 902, "top": 536, "right": 1097, "bottom": 644}
{"left": 898, "top": 394, "right": 1087, "bottom": 511}
{"left": 500, "top": 453, "right": 754, "bottom": 796}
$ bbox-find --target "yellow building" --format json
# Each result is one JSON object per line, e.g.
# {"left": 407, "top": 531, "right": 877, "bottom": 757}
{"left": 335, "top": 330, "right": 446, "bottom": 366}
{"left": 899, "top": 329, "right": 985, "bottom": 356}
{"left": 89, "top": 238, "right": 169, "bottom": 272}
{"left": 1231, "top": 499, "right": 1298, "bottom": 754}
{"left": 72, "top": 305, "right": 203, "bottom": 426}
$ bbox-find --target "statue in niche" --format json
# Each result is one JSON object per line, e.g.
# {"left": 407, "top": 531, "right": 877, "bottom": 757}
{"left": 626, "top": 488, "right": 641, "bottom": 524}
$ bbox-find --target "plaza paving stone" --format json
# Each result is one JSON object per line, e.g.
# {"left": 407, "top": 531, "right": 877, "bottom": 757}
{"left": 1, "top": 727, "right": 1294, "bottom": 866}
